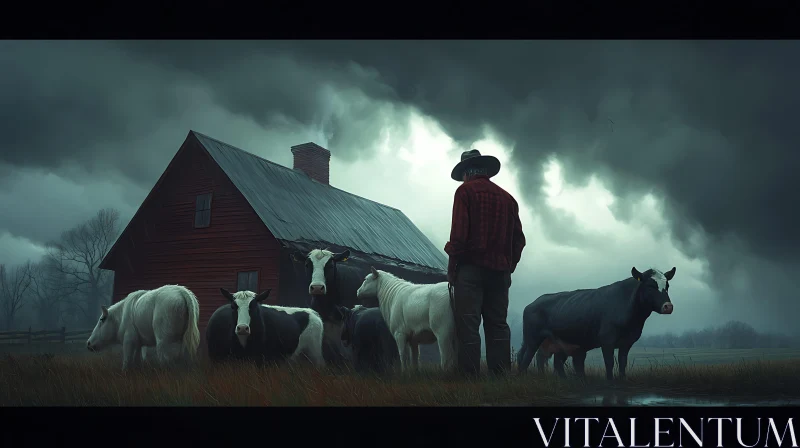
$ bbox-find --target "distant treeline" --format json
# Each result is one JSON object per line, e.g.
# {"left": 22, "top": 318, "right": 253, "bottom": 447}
{"left": 0, "top": 208, "right": 119, "bottom": 331}
{"left": 638, "top": 320, "right": 798, "bottom": 349}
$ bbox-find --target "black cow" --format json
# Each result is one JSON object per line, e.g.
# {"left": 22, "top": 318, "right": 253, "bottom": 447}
{"left": 517, "top": 266, "right": 677, "bottom": 381}
{"left": 289, "top": 248, "right": 377, "bottom": 366}
{"left": 338, "top": 305, "right": 399, "bottom": 375}
{"left": 205, "top": 288, "right": 325, "bottom": 367}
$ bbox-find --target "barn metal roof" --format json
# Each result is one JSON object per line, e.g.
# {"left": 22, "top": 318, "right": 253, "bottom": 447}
{"left": 192, "top": 131, "right": 448, "bottom": 274}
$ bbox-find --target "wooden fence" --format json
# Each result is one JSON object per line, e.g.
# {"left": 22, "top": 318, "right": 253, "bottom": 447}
{"left": 0, "top": 327, "right": 93, "bottom": 345}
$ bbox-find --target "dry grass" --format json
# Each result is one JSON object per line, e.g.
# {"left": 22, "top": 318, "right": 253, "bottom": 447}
{"left": 1, "top": 352, "right": 799, "bottom": 406}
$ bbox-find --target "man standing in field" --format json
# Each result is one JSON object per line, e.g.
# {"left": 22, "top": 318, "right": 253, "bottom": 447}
{"left": 444, "top": 149, "right": 526, "bottom": 377}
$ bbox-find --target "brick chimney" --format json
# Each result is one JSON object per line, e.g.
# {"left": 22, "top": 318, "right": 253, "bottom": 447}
{"left": 291, "top": 142, "right": 331, "bottom": 185}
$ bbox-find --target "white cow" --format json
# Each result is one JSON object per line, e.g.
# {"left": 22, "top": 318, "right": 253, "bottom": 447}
{"left": 356, "top": 267, "right": 456, "bottom": 372}
{"left": 86, "top": 284, "right": 201, "bottom": 370}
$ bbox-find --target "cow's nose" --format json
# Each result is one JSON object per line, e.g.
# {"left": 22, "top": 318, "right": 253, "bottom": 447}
{"left": 236, "top": 325, "right": 250, "bottom": 335}
{"left": 662, "top": 303, "right": 673, "bottom": 314}
{"left": 310, "top": 285, "right": 326, "bottom": 295}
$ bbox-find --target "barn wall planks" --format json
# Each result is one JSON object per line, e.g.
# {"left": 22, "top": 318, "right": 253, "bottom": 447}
{"left": 108, "top": 139, "right": 282, "bottom": 335}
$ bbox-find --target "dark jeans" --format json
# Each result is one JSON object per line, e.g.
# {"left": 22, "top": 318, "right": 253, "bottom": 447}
{"left": 452, "top": 263, "right": 511, "bottom": 377}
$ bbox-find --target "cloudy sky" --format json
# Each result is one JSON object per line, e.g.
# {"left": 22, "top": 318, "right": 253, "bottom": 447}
{"left": 1, "top": 40, "right": 798, "bottom": 335}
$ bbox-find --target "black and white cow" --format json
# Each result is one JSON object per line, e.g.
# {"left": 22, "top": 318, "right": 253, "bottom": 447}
{"left": 290, "top": 248, "right": 377, "bottom": 366}
{"left": 290, "top": 249, "right": 376, "bottom": 318}
{"left": 517, "top": 267, "right": 677, "bottom": 381}
{"left": 338, "top": 305, "right": 399, "bottom": 375}
{"left": 205, "top": 288, "right": 325, "bottom": 367}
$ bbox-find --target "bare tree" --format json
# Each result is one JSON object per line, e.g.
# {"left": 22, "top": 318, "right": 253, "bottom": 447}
{"left": 27, "top": 259, "right": 71, "bottom": 329}
{"left": 46, "top": 208, "right": 120, "bottom": 325}
{"left": 0, "top": 262, "right": 32, "bottom": 330}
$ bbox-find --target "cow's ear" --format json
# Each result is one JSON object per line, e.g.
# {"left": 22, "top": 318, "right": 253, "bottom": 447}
{"left": 334, "top": 250, "right": 350, "bottom": 262}
{"left": 220, "top": 288, "right": 236, "bottom": 303}
{"left": 290, "top": 251, "right": 305, "bottom": 263}
{"left": 253, "top": 289, "right": 272, "bottom": 303}
{"left": 631, "top": 267, "right": 642, "bottom": 281}
{"left": 371, "top": 266, "right": 379, "bottom": 277}
{"left": 664, "top": 267, "right": 676, "bottom": 281}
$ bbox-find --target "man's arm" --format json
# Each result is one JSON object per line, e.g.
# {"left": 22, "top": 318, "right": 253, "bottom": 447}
{"left": 510, "top": 201, "right": 526, "bottom": 274}
{"left": 443, "top": 186, "right": 470, "bottom": 281}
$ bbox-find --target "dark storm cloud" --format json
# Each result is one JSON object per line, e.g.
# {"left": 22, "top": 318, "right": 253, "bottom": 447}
{"left": 0, "top": 40, "right": 410, "bottom": 187}
{"left": 0, "top": 41, "right": 191, "bottom": 185}
{"left": 0, "top": 167, "right": 145, "bottom": 246}
{"left": 113, "top": 41, "right": 413, "bottom": 163}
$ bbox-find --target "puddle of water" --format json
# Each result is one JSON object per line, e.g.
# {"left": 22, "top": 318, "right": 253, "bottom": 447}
{"left": 578, "top": 393, "right": 800, "bottom": 407}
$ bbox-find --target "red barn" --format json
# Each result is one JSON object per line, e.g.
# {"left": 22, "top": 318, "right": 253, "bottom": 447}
{"left": 98, "top": 130, "right": 448, "bottom": 341}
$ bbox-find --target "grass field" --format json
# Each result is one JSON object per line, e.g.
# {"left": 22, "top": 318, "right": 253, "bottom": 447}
{"left": 570, "top": 346, "right": 800, "bottom": 366}
{"left": 2, "top": 347, "right": 800, "bottom": 406}
{"left": 3, "top": 342, "right": 798, "bottom": 363}
{"left": 0, "top": 341, "right": 90, "bottom": 356}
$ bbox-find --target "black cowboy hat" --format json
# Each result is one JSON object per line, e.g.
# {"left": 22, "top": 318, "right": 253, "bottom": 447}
{"left": 451, "top": 149, "right": 501, "bottom": 181}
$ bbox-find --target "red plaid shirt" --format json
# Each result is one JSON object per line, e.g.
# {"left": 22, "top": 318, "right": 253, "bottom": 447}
{"left": 443, "top": 175, "right": 526, "bottom": 280}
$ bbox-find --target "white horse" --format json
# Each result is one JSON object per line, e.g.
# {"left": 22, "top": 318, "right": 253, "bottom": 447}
{"left": 356, "top": 267, "right": 456, "bottom": 372}
{"left": 86, "top": 284, "right": 201, "bottom": 370}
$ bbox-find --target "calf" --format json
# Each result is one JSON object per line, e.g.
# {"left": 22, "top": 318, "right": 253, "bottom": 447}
{"left": 518, "top": 266, "right": 677, "bottom": 381}
{"left": 534, "top": 337, "right": 582, "bottom": 376}
{"left": 206, "top": 288, "right": 325, "bottom": 368}
{"left": 339, "top": 305, "right": 399, "bottom": 375}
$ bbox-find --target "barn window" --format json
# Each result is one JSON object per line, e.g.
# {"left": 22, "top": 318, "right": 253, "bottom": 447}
{"left": 194, "top": 193, "right": 212, "bottom": 228}
{"left": 237, "top": 271, "right": 259, "bottom": 293}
